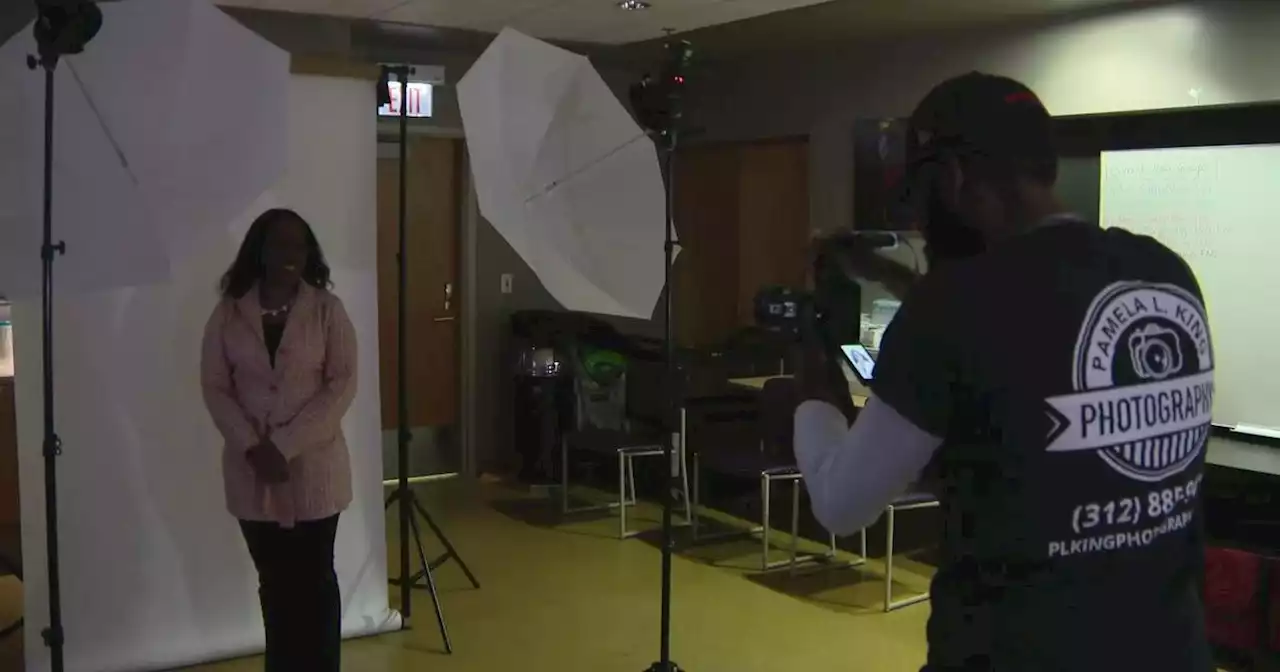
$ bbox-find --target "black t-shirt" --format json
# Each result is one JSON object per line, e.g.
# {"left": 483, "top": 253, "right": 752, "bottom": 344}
{"left": 873, "top": 217, "right": 1214, "bottom": 672}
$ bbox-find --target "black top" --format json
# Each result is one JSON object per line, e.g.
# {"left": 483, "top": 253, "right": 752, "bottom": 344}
{"left": 263, "top": 320, "right": 285, "bottom": 368}
{"left": 872, "top": 218, "right": 1214, "bottom": 672}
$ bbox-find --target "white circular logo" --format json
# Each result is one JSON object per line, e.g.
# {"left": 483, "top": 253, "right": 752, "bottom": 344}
{"left": 1044, "top": 282, "right": 1214, "bottom": 482}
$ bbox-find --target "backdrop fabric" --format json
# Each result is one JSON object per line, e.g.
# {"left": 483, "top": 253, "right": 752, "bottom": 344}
{"left": 13, "top": 74, "right": 397, "bottom": 672}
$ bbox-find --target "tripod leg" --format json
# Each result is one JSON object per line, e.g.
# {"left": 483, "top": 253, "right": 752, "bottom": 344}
{"left": 412, "top": 496, "right": 481, "bottom": 589}
{"left": 407, "top": 511, "right": 452, "bottom": 654}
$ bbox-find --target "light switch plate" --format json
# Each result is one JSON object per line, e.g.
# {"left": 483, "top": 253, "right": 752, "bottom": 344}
{"left": 500, "top": 273, "right": 513, "bottom": 294}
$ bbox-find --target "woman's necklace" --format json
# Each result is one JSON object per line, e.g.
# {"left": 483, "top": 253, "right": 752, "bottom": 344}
{"left": 260, "top": 302, "right": 292, "bottom": 318}
{"left": 259, "top": 283, "right": 298, "bottom": 319}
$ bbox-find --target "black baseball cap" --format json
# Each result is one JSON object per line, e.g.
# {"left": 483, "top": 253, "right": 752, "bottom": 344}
{"left": 907, "top": 71, "right": 1054, "bottom": 165}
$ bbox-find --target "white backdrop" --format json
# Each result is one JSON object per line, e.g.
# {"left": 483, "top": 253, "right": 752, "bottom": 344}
{"left": 13, "top": 74, "right": 398, "bottom": 672}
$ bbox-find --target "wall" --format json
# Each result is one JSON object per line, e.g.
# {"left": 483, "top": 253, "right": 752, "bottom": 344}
{"left": 687, "top": 1, "right": 1280, "bottom": 236}
{"left": 0, "top": 3, "right": 30, "bottom": 46}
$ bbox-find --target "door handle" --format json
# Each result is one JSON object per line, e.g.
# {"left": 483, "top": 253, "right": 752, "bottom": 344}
{"left": 433, "top": 316, "right": 456, "bottom": 323}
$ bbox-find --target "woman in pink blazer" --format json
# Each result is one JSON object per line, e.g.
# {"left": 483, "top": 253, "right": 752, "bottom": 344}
{"left": 201, "top": 208, "right": 357, "bottom": 672}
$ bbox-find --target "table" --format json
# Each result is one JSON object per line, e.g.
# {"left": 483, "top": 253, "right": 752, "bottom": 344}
{"left": 727, "top": 375, "right": 868, "bottom": 409}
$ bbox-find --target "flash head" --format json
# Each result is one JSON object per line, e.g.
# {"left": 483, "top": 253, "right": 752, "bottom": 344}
{"left": 32, "top": 0, "right": 102, "bottom": 67}
{"left": 629, "top": 39, "right": 694, "bottom": 138}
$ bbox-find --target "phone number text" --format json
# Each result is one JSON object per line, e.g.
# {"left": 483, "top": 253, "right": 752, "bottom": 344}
{"left": 1070, "top": 473, "right": 1202, "bottom": 535}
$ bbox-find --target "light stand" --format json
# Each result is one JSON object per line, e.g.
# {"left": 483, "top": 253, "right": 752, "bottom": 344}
{"left": 377, "top": 64, "right": 480, "bottom": 655}
{"left": 629, "top": 39, "right": 692, "bottom": 672}
{"left": 25, "top": 3, "right": 103, "bottom": 670}
{"left": 646, "top": 126, "right": 683, "bottom": 672}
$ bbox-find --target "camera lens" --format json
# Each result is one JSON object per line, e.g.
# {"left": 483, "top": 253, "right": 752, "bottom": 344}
{"left": 1143, "top": 341, "right": 1172, "bottom": 376}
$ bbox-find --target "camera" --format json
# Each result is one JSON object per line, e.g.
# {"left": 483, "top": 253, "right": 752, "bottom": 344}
{"left": 753, "top": 286, "right": 809, "bottom": 337}
{"left": 752, "top": 239, "right": 868, "bottom": 420}
{"left": 752, "top": 234, "right": 872, "bottom": 347}
{"left": 1128, "top": 324, "right": 1182, "bottom": 381}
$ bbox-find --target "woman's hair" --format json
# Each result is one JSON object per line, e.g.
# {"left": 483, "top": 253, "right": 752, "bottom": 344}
{"left": 220, "top": 208, "right": 333, "bottom": 299}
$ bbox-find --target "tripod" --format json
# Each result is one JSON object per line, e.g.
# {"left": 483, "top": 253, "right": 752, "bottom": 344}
{"left": 379, "top": 65, "right": 480, "bottom": 655}
{"left": 26, "top": 3, "right": 104, "bottom": 670}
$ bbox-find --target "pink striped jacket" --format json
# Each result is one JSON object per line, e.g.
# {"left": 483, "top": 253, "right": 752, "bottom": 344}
{"left": 200, "top": 283, "right": 357, "bottom": 527}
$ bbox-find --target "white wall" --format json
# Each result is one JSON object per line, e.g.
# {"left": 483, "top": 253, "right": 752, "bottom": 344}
{"left": 687, "top": 0, "right": 1280, "bottom": 235}
{"left": 13, "top": 74, "right": 396, "bottom": 672}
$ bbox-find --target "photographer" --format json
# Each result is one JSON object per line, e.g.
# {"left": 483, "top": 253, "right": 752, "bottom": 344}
{"left": 794, "top": 73, "right": 1213, "bottom": 672}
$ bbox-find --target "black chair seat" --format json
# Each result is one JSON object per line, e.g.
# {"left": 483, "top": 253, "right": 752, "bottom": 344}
{"left": 566, "top": 428, "right": 661, "bottom": 455}
{"left": 700, "top": 450, "right": 798, "bottom": 479}
{"left": 892, "top": 492, "right": 938, "bottom": 507}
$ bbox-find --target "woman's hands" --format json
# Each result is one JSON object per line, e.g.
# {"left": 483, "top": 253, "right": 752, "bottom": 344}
{"left": 248, "top": 438, "right": 290, "bottom": 484}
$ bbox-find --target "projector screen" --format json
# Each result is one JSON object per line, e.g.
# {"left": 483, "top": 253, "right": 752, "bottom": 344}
{"left": 1100, "top": 144, "right": 1278, "bottom": 436}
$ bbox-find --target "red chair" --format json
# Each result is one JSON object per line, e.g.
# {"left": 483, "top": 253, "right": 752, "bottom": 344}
{"left": 1270, "top": 556, "right": 1280, "bottom": 654}
{"left": 1204, "top": 546, "right": 1265, "bottom": 651}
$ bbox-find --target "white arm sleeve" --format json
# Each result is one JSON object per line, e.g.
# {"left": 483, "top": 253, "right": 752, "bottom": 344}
{"left": 793, "top": 395, "right": 943, "bottom": 536}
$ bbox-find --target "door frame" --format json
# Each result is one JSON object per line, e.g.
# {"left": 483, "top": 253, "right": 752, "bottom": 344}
{"left": 374, "top": 122, "right": 479, "bottom": 479}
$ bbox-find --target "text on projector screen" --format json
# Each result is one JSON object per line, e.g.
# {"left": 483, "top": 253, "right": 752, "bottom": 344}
{"left": 378, "top": 82, "right": 433, "bottom": 118}
{"left": 1099, "top": 143, "right": 1280, "bottom": 435}
{"left": 1103, "top": 156, "right": 1221, "bottom": 260}
{"left": 1106, "top": 213, "right": 1224, "bottom": 260}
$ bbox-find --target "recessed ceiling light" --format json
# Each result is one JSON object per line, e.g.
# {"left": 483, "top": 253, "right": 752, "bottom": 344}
{"left": 618, "top": 0, "right": 651, "bottom": 10}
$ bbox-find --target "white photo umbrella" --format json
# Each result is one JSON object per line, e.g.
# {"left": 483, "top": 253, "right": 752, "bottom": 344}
{"left": 458, "top": 28, "right": 669, "bottom": 320}
{"left": 0, "top": 0, "right": 289, "bottom": 297}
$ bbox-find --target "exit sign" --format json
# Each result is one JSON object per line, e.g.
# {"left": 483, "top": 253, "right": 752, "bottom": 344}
{"left": 378, "top": 81, "right": 433, "bottom": 119}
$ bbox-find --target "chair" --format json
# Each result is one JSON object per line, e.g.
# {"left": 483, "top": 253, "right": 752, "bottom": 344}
{"left": 717, "top": 328, "right": 791, "bottom": 376}
{"left": 559, "top": 356, "right": 691, "bottom": 539}
{"left": 0, "top": 523, "right": 21, "bottom": 640}
{"left": 692, "top": 377, "right": 863, "bottom": 571}
{"left": 880, "top": 491, "right": 941, "bottom": 611}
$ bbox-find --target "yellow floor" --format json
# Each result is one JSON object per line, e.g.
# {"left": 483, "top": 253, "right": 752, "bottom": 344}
{"left": 3, "top": 481, "right": 937, "bottom": 671}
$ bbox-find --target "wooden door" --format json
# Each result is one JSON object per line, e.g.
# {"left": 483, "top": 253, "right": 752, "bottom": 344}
{"left": 673, "top": 146, "right": 741, "bottom": 347}
{"left": 376, "top": 136, "right": 461, "bottom": 430}
{"left": 736, "top": 140, "right": 810, "bottom": 325}
{"left": 671, "top": 138, "right": 811, "bottom": 346}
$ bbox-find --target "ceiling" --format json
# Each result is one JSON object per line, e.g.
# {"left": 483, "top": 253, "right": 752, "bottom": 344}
{"left": 217, "top": 0, "right": 1156, "bottom": 49}
{"left": 216, "top": 0, "right": 840, "bottom": 45}
{"left": 1, "top": 0, "right": 1165, "bottom": 67}
{"left": 667, "top": 0, "right": 1164, "bottom": 57}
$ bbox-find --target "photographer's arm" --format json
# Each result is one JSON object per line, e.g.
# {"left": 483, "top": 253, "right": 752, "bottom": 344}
{"left": 856, "top": 251, "right": 920, "bottom": 301}
{"left": 814, "top": 235, "right": 921, "bottom": 301}
{"left": 794, "top": 271, "right": 956, "bottom": 537}
{"left": 793, "top": 397, "right": 942, "bottom": 536}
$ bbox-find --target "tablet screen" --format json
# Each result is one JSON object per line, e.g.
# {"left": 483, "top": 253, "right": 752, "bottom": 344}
{"left": 840, "top": 343, "right": 876, "bottom": 382}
